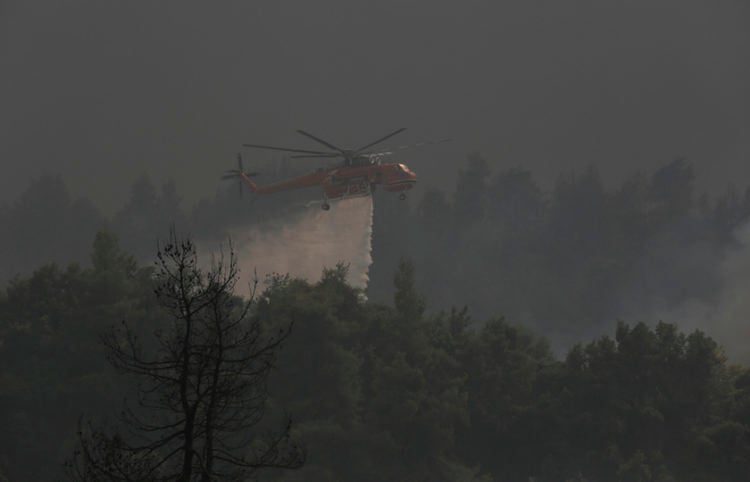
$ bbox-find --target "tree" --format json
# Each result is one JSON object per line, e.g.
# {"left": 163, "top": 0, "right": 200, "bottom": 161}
{"left": 459, "top": 317, "right": 554, "bottom": 480}
{"left": 534, "top": 321, "right": 750, "bottom": 482}
{"left": 113, "top": 174, "right": 170, "bottom": 261}
{"left": 255, "top": 267, "right": 374, "bottom": 481}
{"left": 393, "top": 258, "right": 425, "bottom": 322}
{"left": 412, "top": 188, "right": 456, "bottom": 309}
{"left": 67, "top": 233, "right": 304, "bottom": 481}
{"left": 649, "top": 158, "right": 695, "bottom": 224}
{"left": 487, "top": 167, "right": 546, "bottom": 240}
{"left": 359, "top": 261, "right": 479, "bottom": 481}
{"left": 0, "top": 174, "right": 107, "bottom": 282}
{"left": 0, "top": 232, "right": 149, "bottom": 481}
{"left": 453, "top": 152, "right": 490, "bottom": 229}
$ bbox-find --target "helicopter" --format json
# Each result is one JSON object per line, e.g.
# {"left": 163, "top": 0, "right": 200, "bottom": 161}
{"left": 222, "top": 128, "right": 447, "bottom": 210}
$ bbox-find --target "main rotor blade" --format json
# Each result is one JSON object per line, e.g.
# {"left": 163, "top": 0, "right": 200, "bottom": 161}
{"left": 222, "top": 171, "right": 259, "bottom": 179}
{"left": 363, "top": 138, "right": 450, "bottom": 156}
{"left": 356, "top": 128, "right": 407, "bottom": 153}
{"left": 296, "top": 130, "right": 346, "bottom": 154}
{"left": 290, "top": 154, "right": 344, "bottom": 159}
{"left": 242, "top": 143, "right": 332, "bottom": 156}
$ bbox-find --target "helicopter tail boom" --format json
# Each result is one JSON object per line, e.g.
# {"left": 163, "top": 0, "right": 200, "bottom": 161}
{"left": 238, "top": 172, "right": 259, "bottom": 193}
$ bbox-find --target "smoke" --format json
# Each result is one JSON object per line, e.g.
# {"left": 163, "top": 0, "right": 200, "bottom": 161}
{"left": 700, "top": 223, "right": 750, "bottom": 363}
{"left": 639, "top": 223, "right": 750, "bottom": 364}
{"left": 201, "top": 196, "right": 374, "bottom": 296}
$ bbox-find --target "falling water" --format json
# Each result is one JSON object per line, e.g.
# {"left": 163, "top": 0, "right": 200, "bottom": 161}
{"left": 203, "top": 196, "right": 374, "bottom": 295}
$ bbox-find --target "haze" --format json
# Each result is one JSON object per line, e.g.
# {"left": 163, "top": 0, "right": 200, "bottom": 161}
{"left": 5, "top": 2, "right": 750, "bottom": 480}
{"left": 2, "top": 0, "right": 748, "bottom": 212}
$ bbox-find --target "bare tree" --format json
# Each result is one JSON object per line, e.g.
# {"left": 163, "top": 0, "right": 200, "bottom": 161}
{"left": 66, "top": 233, "right": 304, "bottom": 481}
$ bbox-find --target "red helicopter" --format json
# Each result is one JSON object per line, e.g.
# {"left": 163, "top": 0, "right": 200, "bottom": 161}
{"left": 222, "top": 128, "right": 447, "bottom": 210}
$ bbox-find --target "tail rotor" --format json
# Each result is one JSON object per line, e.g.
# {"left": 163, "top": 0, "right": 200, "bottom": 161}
{"left": 222, "top": 153, "right": 259, "bottom": 197}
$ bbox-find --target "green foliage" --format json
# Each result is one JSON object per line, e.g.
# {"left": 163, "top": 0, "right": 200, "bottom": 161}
{"left": 3, "top": 196, "right": 750, "bottom": 480}
{"left": 539, "top": 321, "right": 750, "bottom": 481}
{"left": 393, "top": 257, "right": 425, "bottom": 321}
{"left": 0, "top": 174, "right": 107, "bottom": 283}
{"left": 112, "top": 174, "right": 189, "bottom": 261}
{"left": 67, "top": 233, "right": 303, "bottom": 480}
{"left": 0, "top": 231, "right": 154, "bottom": 481}
{"left": 6, "top": 155, "right": 749, "bottom": 358}
{"left": 368, "top": 155, "right": 742, "bottom": 348}
{"left": 454, "top": 152, "right": 491, "bottom": 228}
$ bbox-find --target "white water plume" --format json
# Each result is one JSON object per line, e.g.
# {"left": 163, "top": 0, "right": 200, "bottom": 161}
{"left": 203, "top": 196, "right": 374, "bottom": 296}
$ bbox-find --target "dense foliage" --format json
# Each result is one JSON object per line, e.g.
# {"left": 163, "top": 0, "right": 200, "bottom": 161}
{"left": 0, "top": 232, "right": 158, "bottom": 481}
{"left": 3, "top": 157, "right": 750, "bottom": 351}
{"left": 369, "top": 157, "right": 750, "bottom": 348}
{"left": 66, "top": 234, "right": 304, "bottom": 481}
{"left": 2, "top": 158, "right": 750, "bottom": 479}
{"left": 1, "top": 239, "right": 749, "bottom": 480}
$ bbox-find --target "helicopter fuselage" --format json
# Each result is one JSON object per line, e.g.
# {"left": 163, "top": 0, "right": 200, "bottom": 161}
{"left": 231, "top": 128, "right": 443, "bottom": 208}
{"left": 239, "top": 161, "right": 416, "bottom": 201}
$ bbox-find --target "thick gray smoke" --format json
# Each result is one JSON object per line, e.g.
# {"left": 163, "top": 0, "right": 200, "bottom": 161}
{"left": 695, "top": 223, "right": 750, "bottom": 363}
{"left": 644, "top": 223, "right": 750, "bottom": 364}
{"left": 202, "top": 196, "right": 374, "bottom": 296}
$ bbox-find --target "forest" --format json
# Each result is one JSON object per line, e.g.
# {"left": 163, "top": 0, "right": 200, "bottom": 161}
{"left": 1, "top": 156, "right": 750, "bottom": 480}
{"left": 4, "top": 156, "right": 750, "bottom": 354}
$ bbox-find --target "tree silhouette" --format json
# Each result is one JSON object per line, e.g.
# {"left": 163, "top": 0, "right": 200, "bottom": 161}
{"left": 453, "top": 152, "right": 490, "bottom": 229}
{"left": 66, "top": 233, "right": 304, "bottom": 481}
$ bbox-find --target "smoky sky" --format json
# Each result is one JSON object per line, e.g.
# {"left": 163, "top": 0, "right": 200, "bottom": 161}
{"left": 1, "top": 0, "right": 748, "bottom": 212}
